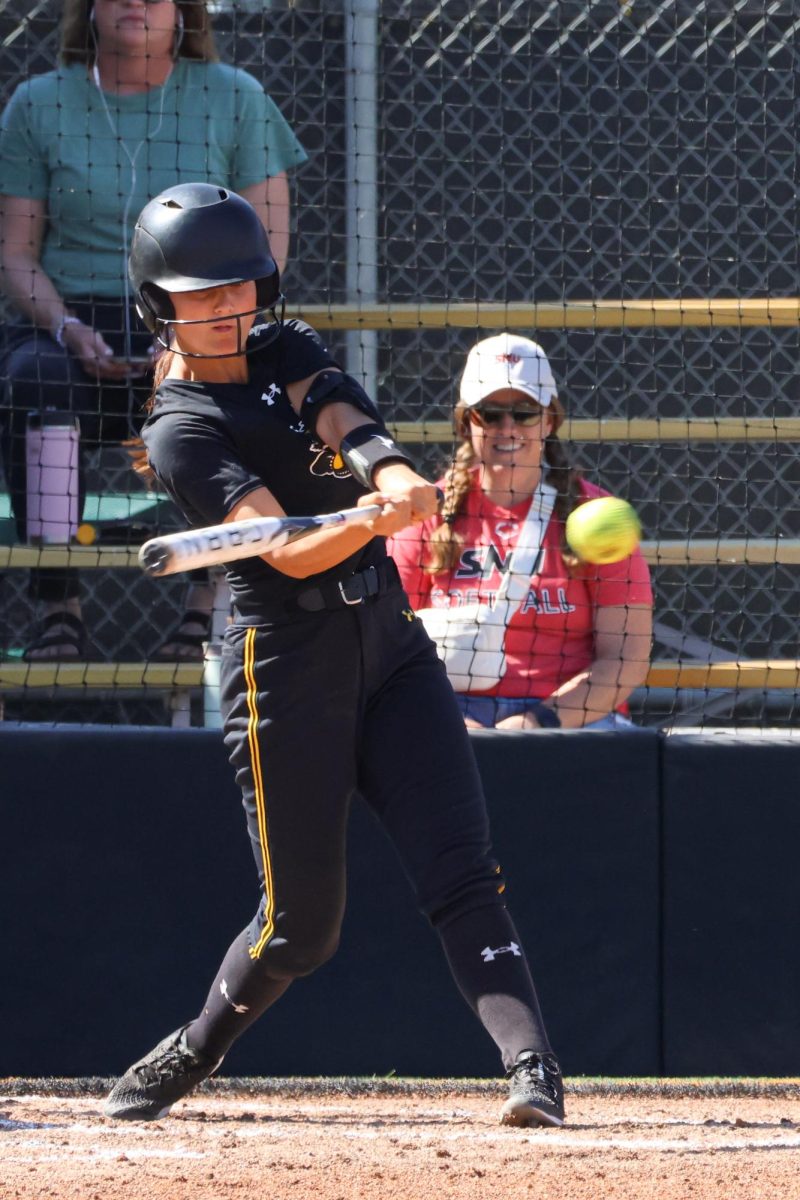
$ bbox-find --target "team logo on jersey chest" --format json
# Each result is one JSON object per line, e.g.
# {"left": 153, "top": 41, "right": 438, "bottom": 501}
{"left": 309, "top": 440, "right": 352, "bottom": 479}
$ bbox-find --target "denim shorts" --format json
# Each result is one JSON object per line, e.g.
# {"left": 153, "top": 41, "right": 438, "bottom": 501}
{"left": 453, "top": 693, "right": 639, "bottom": 731}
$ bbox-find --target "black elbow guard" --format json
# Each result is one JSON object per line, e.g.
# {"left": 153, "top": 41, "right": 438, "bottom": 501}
{"left": 299, "top": 369, "right": 379, "bottom": 434}
{"left": 339, "top": 423, "right": 413, "bottom": 490}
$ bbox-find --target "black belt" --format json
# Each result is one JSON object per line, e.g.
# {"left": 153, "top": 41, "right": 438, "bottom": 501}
{"left": 292, "top": 558, "right": 399, "bottom": 613}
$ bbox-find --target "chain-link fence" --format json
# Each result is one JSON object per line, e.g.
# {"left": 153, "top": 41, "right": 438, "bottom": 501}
{"left": 0, "top": 1, "right": 798, "bottom": 725}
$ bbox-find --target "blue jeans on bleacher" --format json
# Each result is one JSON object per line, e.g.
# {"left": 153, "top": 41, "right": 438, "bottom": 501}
{"left": 454, "top": 693, "right": 641, "bottom": 731}
{"left": 0, "top": 299, "right": 152, "bottom": 601}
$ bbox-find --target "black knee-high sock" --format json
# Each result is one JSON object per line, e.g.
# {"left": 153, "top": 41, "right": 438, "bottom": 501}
{"left": 437, "top": 904, "right": 552, "bottom": 1070}
{"left": 185, "top": 927, "right": 292, "bottom": 1061}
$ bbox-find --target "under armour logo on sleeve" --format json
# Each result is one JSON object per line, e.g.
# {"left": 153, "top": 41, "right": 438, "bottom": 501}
{"left": 481, "top": 942, "right": 521, "bottom": 963}
{"left": 220, "top": 979, "right": 249, "bottom": 1013}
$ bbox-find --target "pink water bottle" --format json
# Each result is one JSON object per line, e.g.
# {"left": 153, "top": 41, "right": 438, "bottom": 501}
{"left": 25, "top": 412, "right": 80, "bottom": 543}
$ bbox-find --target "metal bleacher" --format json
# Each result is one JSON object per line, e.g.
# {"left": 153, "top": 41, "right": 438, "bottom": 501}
{"left": 2, "top": 302, "right": 798, "bottom": 729}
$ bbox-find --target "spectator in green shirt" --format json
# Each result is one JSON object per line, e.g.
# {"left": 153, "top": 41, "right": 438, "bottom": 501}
{"left": 0, "top": 0, "right": 306, "bottom": 660}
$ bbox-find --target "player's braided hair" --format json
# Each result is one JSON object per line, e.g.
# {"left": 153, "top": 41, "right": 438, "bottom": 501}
{"left": 124, "top": 350, "right": 176, "bottom": 483}
{"left": 424, "top": 405, "right": 583, "bottom": 574}
{"left": 148, "top": 349, "right": 174, "bottom": 407}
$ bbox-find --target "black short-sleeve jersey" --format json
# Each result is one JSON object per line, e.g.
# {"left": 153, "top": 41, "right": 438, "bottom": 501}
{"left": 142, "top": 319, "right": 389, "bottom": 619}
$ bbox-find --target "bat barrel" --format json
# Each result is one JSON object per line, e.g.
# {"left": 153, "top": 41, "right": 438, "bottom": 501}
{"left": 136, "top": 506, "right": 383, "bottom": 577}
{"left": 138, "top": 539, "right": 174, "bottom": 577}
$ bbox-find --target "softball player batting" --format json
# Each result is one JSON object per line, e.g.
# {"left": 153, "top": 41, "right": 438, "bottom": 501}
{"left": 105, "top": 183, "right": 565, "bottom": 1127}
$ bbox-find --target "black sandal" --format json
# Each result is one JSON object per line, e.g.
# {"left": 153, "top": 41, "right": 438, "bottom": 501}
{"left": 23, "top": 611, "right": 88, "bottom": 662}
{"left": 151, "top": 609, "right": 211, "bottom": 662}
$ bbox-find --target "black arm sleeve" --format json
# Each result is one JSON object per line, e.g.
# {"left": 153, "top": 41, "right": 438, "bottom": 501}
{"left": 276, "top": 321, "right": 382, "bottom": 434}
{"left": 299, "top": 370, "right": 381, "bottom": 436}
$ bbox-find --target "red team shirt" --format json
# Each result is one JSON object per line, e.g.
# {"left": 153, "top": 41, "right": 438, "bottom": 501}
{"left": 389, "top": 477, "right": 653, "bottom": 701}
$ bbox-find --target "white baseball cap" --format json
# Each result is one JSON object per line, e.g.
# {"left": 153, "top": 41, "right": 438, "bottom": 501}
{"left": 459, "top": 333, "right": 558, "bottom": 411}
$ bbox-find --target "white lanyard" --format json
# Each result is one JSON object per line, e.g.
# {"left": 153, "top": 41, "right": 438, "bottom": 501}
{"left": 493, "top": 483, "right": 557, "bottom": 609}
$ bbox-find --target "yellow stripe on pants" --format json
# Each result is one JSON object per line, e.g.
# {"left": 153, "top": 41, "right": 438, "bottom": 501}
{"left": 244, "top": 627, "right": 276, "bottom": 960}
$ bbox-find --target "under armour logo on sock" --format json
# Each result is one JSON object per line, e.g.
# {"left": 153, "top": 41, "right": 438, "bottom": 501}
{"left": 220, "top": 978, "right": 249, "bottom": 1014}
{"left": 481, "top": 942, "right": 521, "bottom": 963}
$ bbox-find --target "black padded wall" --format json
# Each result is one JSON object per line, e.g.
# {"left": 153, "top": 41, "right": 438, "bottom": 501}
{"left": 661, "top": 733, "right": 800, "bottom": 1076}
{"left": 0, "top": 726, "right": 661, "bottom": 1078}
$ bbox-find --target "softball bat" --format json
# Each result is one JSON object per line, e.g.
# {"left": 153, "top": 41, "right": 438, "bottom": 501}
{"left": 138, "top": 505, "right": 382, "bottom": 577}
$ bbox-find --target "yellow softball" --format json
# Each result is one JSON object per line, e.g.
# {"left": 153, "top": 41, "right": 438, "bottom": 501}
{"left": 565, "top": 497, "right": 641, "bottom": 564}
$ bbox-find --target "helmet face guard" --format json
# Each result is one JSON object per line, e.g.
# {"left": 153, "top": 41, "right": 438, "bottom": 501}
{"left": 140, "top": 285, "right": 285, "bottom": 359}
{"left": 129, "top": 183, "right": 283, "bottom": 357}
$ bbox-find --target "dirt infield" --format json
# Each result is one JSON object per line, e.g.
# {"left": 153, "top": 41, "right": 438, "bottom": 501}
{"left": 2, "top": 1079, "right": 800, "bottom": 1200}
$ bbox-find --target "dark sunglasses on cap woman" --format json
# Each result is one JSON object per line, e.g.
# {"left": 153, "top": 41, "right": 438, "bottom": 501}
{"left": 468, "top": 404, "right": 546, "bottom": 428}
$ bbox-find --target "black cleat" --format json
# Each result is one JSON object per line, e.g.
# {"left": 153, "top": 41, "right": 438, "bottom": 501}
{"left": 104, "top": 1026, "right": 222, "bottom": 1121}
{"left": 501, "top": 1050, "right": 565, "bottom": 1127}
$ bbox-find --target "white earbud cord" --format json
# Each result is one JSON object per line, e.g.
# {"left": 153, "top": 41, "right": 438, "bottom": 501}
{"left": 93, "top": 60, "right": 172, "bottom": 367}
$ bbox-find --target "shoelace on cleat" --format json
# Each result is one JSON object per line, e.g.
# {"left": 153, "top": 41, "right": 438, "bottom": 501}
{"left": 506, "top": 1055, "right": 560, "bottom": 1106}
{"left": 133, "top": 1042, "right": 199, "bottom": 1085}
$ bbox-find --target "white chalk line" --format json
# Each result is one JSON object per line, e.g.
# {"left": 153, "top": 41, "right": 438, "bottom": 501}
{"left": 5, "top": 1137, "right": 800, "bottom": 1166}
{"left": 0, "top": 1119, "right": 59, "bottom": 1131}
{"left": 6, "top": 1123, "right": 800, "bottom": 1158}
{"left": 4, "top": 1148, "right": 206, "bottom": 1164}
{"left": 10, "top": 1098, "right": 796, "bottom": 1125}
{"left": 5, "top": 1099, "right": 800, "bottom": 1162}
{"left": 326, "top": 1129, "right": 800, "bottom": 1152}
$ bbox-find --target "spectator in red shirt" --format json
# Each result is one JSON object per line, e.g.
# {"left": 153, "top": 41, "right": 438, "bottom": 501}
{"left": 389, "top": 333, "right": 653, "bottom": 731}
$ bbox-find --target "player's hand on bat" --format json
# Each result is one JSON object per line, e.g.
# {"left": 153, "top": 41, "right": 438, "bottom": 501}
{"left": 371, "top": 463, "right": 440, "bottom": 522}
{"left": 357, "top": 491, "right": 415, "bottom": 536}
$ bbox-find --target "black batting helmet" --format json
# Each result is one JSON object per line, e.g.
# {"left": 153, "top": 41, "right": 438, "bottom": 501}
{"left": 128, "top": 182, "right": 282, "bottom": 340}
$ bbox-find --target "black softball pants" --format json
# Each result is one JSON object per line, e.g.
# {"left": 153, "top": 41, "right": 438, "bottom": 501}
{"left": 186, "top": 582, "right": 553, "bottom": 1070}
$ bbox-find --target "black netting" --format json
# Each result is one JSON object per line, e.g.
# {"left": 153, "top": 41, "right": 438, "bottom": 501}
{"left": 0, "top": 1, "right": 797, "bottom": 726}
